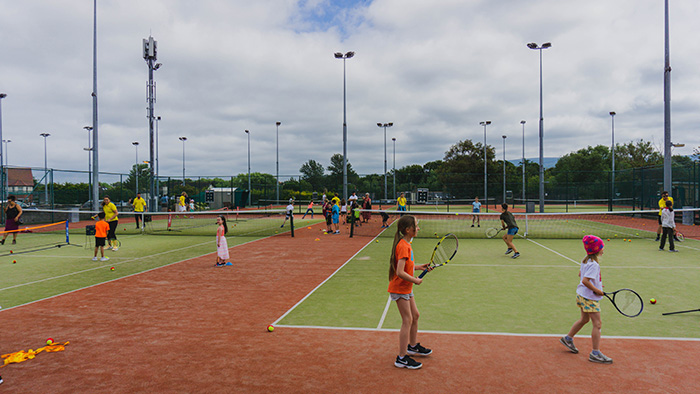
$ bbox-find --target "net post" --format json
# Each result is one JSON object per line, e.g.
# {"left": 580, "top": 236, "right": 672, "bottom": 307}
{"left": 350, "top": 215, "right": 354, "bottom": 238}
{"left": 290, "top": 214, "right": 294, "bottom": 237}
{"left": 65, "top": 220, "right": 70, "bottom": 244}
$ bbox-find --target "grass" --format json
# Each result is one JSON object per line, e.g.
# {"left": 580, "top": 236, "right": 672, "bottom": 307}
{"left": 279, "top": 235, "right": 700, "bottom": 338}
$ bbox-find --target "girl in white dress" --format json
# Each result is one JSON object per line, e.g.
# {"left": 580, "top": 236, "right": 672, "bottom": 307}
{"left": 215, "top": 215, "right": 230, "bottom": 267}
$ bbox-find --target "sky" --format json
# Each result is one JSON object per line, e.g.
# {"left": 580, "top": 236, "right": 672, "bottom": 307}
{"left": 1, "top": 0, "right": 699, "bottom": 184}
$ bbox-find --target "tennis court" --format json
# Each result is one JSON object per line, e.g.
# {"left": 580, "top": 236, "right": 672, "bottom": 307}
{"left": 1, "top": 209, "right": 699, "bottom": 392}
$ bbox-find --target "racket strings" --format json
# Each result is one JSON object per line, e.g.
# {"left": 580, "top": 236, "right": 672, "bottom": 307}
{"left": 615, "top": 291, "right": 642, "bottom": 315}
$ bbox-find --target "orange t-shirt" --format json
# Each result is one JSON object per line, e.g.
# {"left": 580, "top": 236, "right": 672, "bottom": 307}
{"left": 95, "top": 220, "right": 109, "bottom": 238}
{"left": 388, "top": 239, "right": 414, "bottom": 294}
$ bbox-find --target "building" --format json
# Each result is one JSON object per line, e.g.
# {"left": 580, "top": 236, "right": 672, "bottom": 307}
{"left": 5, "top": 168, "right": 34, "bottom": 199}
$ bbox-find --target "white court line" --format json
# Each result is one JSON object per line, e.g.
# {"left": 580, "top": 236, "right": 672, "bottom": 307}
{"left": 524, "top": 238, "right": 580, "bottom": 265}
{"left": 273, "top": 324, "right": 700, "bottom": 342}
{"left": 446, "top": 263, "right": 698, "bottom": 269}
{"left": 377, "top": 295, "right": 392, "bottom": 329}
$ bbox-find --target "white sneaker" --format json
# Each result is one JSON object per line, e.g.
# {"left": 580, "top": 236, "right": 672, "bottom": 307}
{"left": 100, "top": 257, "right": 110, "bottom": 261}
{"left": 112, "top": 247, "right": 119, "bottom": 251}
{"left": 92, "top": 257, "right": 98, "bottom": 261}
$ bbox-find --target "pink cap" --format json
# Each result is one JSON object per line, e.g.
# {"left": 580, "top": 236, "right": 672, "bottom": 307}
{"left": 582, "top": 235, "right": 604, "bottom": 255}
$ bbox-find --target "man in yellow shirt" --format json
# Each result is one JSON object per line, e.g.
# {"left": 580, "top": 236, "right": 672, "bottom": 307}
{"left": 397, "top": 192, "right": 407, "bottom": 213}
{"left": 102, "top": 196, "right": 119, "bottom": 251}
{"left": 656, "top": 191, "right": 674, "bottom": 242}
{"left": 132, "top": 193, "right": 147, "bottom": 229}
{"left": 178, "top": 192, "right": 187, "bottom": 213}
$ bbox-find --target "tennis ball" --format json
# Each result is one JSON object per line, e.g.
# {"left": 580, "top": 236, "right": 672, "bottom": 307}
{"left": 623, "top": 239, "right": 627, "bottom": 241}
{"left": 650, "top": 298, "right": 657, "bottom": 304}
{"left": 46, "top": 338, "right": 54, "bottom": 345}
{"left": 12, "top": 260, "right": 16, "bottom": 264}
{"left": 267, "top": 325, "right": 274, "bottom": 332}
{"left": 628, "top": 239, "right": 631, "bottom": 243}
{"left": 110, "top": 267, "right": 115, "bottom": 271}
{"left": 9, "top": 250, "right": 12, "bottom": 254}
{"left": 607, "top": 239, "right": 610, "bottom": 241}
{"left": 375, "top": 240, "right": 379, "bottom": 243}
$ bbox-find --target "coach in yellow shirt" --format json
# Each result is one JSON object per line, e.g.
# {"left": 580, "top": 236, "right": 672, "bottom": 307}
{"left": 178, "top": 192, "right": 187, "bottom": 213}
{"left": 132, "top": 193, "right": 147, "bottom": 229}
{"left": 656, "top": 191, "right": 674, "bottom": 242}
{"left": 102, "top": 196, "right": 119, "bottom": 251}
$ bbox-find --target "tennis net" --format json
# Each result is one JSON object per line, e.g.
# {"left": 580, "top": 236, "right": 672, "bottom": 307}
{"left": 349, "top": 208, "right": 700, "bottom": 240}
{"left": 0, "top": 210, "right": 71, "bottom": 256}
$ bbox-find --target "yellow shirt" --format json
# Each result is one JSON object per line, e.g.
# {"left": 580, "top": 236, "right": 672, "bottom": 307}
{"left": 658, "top": 197, "right": 674, "bottom": 215}
{"left": 179, "top": 196, "right": 186, "bottom": 207}
{"left": 132, "top": 197, "right": 146, "bottom": 212}
{"left": 331, "top": 196, "right": 340, "bottom": 206}
{"left": 103, "top": 202, "right": 118, "bottom": 222}
{"left": 397, "top": 196, "right": 407, "bottom": 207}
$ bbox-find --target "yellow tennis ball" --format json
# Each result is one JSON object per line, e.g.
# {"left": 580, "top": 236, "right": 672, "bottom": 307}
{"left": 267, "top": 325, "right": 274, "bottom": 332}
{"left": 46, "top": 338, "right": 54, "bottom": 345}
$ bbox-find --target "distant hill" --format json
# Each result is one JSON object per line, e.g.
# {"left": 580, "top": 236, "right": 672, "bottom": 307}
{"left": 508, "top": 157, "right": 559, "bottom": 169}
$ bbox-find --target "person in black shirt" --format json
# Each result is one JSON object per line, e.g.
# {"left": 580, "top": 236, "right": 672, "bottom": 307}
{"left": 499, "top": 203, "right": 520, "bottom": 259}
{"left": 1, "top": 195, "right": 23, "bottom": 245}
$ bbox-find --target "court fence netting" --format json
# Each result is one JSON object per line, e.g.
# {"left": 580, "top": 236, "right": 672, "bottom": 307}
{"left": 348, "top": 208, "right": 700, "bottom": 240}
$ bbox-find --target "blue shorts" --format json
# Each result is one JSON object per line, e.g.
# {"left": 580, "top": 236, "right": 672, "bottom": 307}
{"left": 507, "top": 227, "right": 519, "bottom": 236}
{"left": 398, "top": 205, "right": 407, "bottom": 211}
{"left": 332, "top": 215, "right": 339, "bottom": 224}
{"left": 472, "top": 209, "right": 480, "bottom": 213}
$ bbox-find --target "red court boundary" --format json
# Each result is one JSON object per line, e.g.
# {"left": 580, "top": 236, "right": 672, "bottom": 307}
{"left": 1, "top": 222, "right": 699, "bottom": 393}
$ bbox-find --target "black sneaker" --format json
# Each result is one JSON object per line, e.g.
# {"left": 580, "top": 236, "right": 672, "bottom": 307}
{"left": 407, "top": 343, "right": 432, "bottom": 356}
{"left": 0, "top": 375, "right": 3, "bottom": 384}
{"left": 512, "top": 252, "right": 520, "bottom": 259}
{"left": 471, "top": 224, "right": 475, "bottom": 227}
{"left": 0, "top": 239, "right": 4, "bottom": 245}
{"left": 505, "top": 248, "right": 513, "bottom": 255}
{"left": 394, "top": 355, "right": 422, "bottom": 369}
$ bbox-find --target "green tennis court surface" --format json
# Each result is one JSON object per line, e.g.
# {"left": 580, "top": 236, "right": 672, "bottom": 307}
{"left": 278, "top": 235, "right": 700, "bottom": 339}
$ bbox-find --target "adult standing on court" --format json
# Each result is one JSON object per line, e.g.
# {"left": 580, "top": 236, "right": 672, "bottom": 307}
{"left": 1, "top": 195, "right": 22, "bottom": 245}
{"left": 500, "top": 203, "right": 520, "bottom": 259}
{"left": 471, "top": 197, "right": 481, "bottom": 227}
{"left": 331, "top": 193, "right": 340, "bottom": 207}
{"left": 362, "top": 193, "right": 372, "bottom": 223}
{"left": 102, "top": 196, "right": 119, "bottom": 251}
{"left": 348, "top": 191, "right": 358, "bottom": 205}
{"left": 132, "top": 192, "right": 147, "bottom": 229}
{"left": 655, "top": 191, "right": 675, "bottom": 242}
{"left": 397, "top": 192, "right": 407, "bottom": 214}
{"left": 178, "top": 192, "right": 188, "bottom": 213}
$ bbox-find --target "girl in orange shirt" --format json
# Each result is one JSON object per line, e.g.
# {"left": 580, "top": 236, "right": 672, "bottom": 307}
{"left": 388, "top": 215, "right": 432, "bottom": 369}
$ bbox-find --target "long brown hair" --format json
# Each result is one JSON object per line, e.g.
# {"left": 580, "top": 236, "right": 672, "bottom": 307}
{"left": 389, "top": 215, "right": 417, "bottom": 280}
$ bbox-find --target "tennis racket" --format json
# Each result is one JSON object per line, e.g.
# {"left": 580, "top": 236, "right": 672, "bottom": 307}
{"left": 418, "top": 233, "right": 458, "bottom": 278}
{"left": 604, "top": 288, "right": 643, "bottom": 317}
{"left": 676, "top": 231, "right": 684, "bottom": 242}
{"left": 485, "top": 227, "right": 503, "bottom": 239}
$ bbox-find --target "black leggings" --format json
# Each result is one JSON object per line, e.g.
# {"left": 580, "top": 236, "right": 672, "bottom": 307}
{"left": 107, "top": 220, "right": 118, "bottom": 240}
{"left": 660, "top": 227, "right": 675, "bottom": 250}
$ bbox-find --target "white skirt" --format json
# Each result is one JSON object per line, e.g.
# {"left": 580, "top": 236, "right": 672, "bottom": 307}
{"left": 217, "top": 236, "right": 229, "bottom": 260}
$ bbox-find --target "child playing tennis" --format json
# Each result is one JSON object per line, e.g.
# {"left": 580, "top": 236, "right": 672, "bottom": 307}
{"left": 659, "top": 200, "right": 677, "bottom": 252}
{"left": 500, "top": 203, "right": 520, "bottom": 259}
{"left": 559, "top": 235, "right": 613, "bottom": 364}
{"left": 93, "top": 212, "right": 110, "bottom": 262}
{"left": 389, "top": 215, "right": 432, "bottom": 369}
{"left": 215, "top": 215, "right": 231, "bottom": 267}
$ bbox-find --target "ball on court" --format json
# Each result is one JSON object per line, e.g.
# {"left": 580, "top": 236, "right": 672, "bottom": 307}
{"left": 375, "top": 240, "right": 379, "bottom": 243}
{"left": 267, "top": 325, "right": 274, "bottom": 332}
{"left": 9, "top": 250, "right": 12, "bottom": 254}
{"left": 607, "top": 239, "right": 610, "bottom": 241}
{"left": 12, "top": 260, "right": 16, "bottom": 264}
{"left": 628, "top": 239, "right": 631, "bottom": 243}
{"left": 650, "top": 298, "right": 657, "bottom": 304}
{"left": 110, "top": 267, "right": 115, "bottom": 271}
{"left": 46, "top": 338, "right": 54, "bottom": 345}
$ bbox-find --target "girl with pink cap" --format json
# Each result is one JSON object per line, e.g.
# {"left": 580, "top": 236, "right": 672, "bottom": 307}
{"left": 559, "top": 235, "right": 613, "bottom": 364}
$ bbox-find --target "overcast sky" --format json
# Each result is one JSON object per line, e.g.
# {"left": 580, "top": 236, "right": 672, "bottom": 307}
{"left": 1, "top": 0, "right": 699, "bottom": 184}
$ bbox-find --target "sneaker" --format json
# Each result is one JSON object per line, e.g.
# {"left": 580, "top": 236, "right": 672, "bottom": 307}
{"left": 559, "top": 337, "right": 578, "bottom": 353}
{"left": 11, "top": 240, "right": 16, "bottom": 245}
{"left": 106, "top": 246, "right": 113, "bottom": 250}
{"left": 112, "top": 247, "right": 119, "bottom": 251}
{"left": 92, "top": 257, "right": 98, "bottom": 261}
{"left": 407, "top": 343, "right": 432, "bottom": 356}
{"left": 477, "top": 225, "right": 480, "bottom": 227}
{"left": 505, "top": 248, "right": 513, "bottom": 255}
{"left": 394, "top": 355, "right": 422, "bottom": 369}
{"left": 659, "top": 248, "right": 664, "bottom": 251}
{"left": 100, "top": 257, "right": 109, "bottom": 262}
{"left": 280, "top": 225, "right": 284, "bottom": 228}
{"left": 669, "top": 249, "right": 678, "bottom": 253}
{"left": 0, "top": 375, "right": 3, "bottom": 385}
{"left": 589, "top": 351, "right": 613, "bottom": 364}
{"left": 511, "top": 252, "right": 520, "bottom": 259}
{"left": 216, "top": 262, "right": 225, "bottom": 267}
{"left": 471, "top": 224, "right": 475, "bottom": 227}
{"left": 0, "top": 239, "right": 4, "bottom": 245}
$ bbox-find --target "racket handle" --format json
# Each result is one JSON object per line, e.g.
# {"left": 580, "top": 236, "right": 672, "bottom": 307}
{"left": 418, "top": 269, "right": 428, "bottom": 279}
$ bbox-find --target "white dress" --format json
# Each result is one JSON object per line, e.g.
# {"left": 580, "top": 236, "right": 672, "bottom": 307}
{"left": 216, "top": 227, "right": 229, "bottom": 260}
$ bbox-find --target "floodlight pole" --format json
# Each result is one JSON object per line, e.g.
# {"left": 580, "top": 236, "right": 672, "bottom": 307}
{"left": 276, "top": 121, "right": 281, "bottom": 204}
{"left": 521, "top": 120, "right": 526, "bottom": 204}
{"left": 245, "top": 130, "right": 251, "bottom": 206}
{"left": 392, "top": 137, "right": 396, "bottom": 199}
{"left": 83, "top": 126, "right": 92, "bottom": 204}
{"left": 335, "top": 51, "right": 355, "bottom": 201}
{"left": 132, "top": 141, "right": 139, "bottom": 194}
{"left": 156, "top": 116, "right": 161, "bottom": 199}
{"left": 502, "top": 135, "right": 507, "bottom": 204}
{"left": 2, "top": 140, "right": 10, "bottom": 167}
{"left": 528, "top": 42, "right": 551, "bottom": 213}
{"left": 143, "top": 34, "right": 161, "bottom": 211}
{"left": 377, "top": 122, "right": 393, "bottom": 201}
{"left": 179, "top": 137, "right": 187, "bottom": 186}
{"left": 663, "top": 0, "right": 672, "bottom": 194}
{"left": 610, "top": 111, "right": 616, "bottom": 202}
{"left": 0, "top": 93, "right": 5, "bottom": 206}
{"left": 91, "top": 0, "right": 99, "bottom": 211}
{"left": 40, "top": 133, "right": 51, "bottom": 203}
{"left": 480, "top": 121, "right": 491, "bottom": 211}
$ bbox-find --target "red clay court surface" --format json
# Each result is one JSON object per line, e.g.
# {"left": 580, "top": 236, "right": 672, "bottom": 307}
{"left": 1, "top": 223, "right": 699, "bottom": 393}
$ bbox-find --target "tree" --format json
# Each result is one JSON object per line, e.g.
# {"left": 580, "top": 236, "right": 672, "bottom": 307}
{"left": 327, "top": 153, "right": 359, "bottom": 193}
{"left": 437, "top": 139, "right": 495, "bottom": 198}
{"left": 615, "top": 139, "right": 662, "bottom": 169}
{"left": 299, "top": 159, "right": 326, "bottom": 191}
